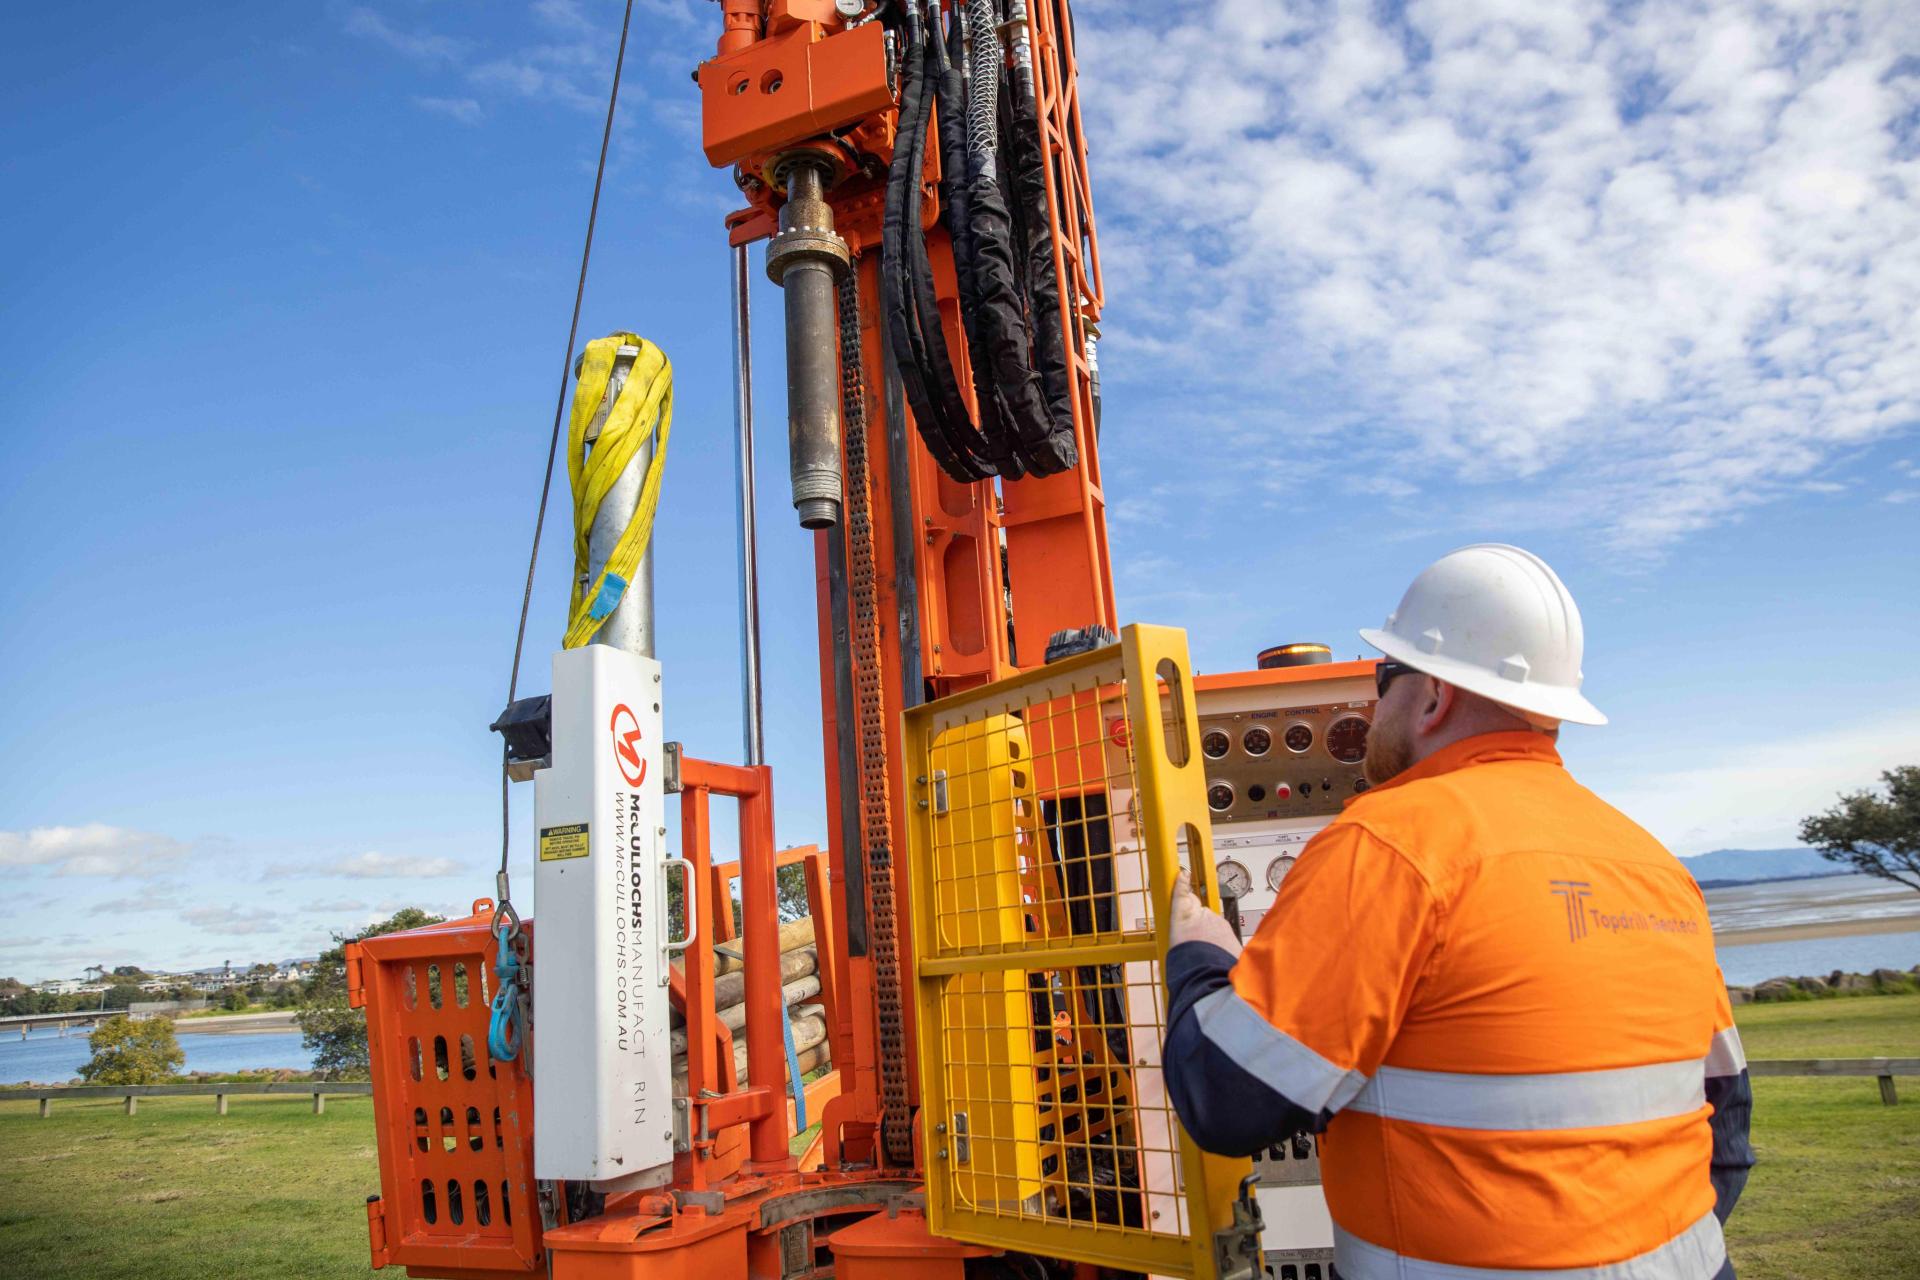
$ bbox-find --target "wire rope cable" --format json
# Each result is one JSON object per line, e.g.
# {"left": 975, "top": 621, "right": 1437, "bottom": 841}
{"left": 489, "top": 0, "right": 637, "bottom": 1065}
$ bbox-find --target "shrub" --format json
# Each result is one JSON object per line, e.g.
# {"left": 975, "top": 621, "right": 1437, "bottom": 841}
{"left": 80, "top": 1015, "right": 184, "bottom": 1084}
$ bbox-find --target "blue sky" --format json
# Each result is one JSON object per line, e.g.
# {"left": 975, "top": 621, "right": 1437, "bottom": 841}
{"left": 3, "top": 0, "right": 1917, "bottom": 979}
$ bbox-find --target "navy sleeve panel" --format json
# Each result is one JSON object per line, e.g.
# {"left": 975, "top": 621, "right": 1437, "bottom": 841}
{"left": 1705, "top": 1067, "right": 1755, "bottom": 1223}
{"left": 1163, "top": 940, "right": 1324, "bottom": 1157}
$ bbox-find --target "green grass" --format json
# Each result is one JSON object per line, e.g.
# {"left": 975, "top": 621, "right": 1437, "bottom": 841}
{"left": 2, "top": 996, "right": 1916, "bottom": 1279}
{"left": 0, "top": 1095, "right": 381, "bottom": 1280}
{"left": 1725, "top": 992, "right": 1920, "bottom": 1279}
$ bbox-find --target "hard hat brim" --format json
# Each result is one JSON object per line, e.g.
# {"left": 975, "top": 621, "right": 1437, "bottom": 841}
{"left": 1359, "top": 627, "right": 1609, "bottom": 726}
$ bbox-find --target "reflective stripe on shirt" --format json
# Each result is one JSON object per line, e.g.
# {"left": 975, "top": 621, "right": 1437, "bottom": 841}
{"left": 1345, "top": 1059, "right": 1707, "bottom": 1131}
{"left": 1334, "top": 1209, "right": 1726, "bottom": 1280}
{"left": 1193, "top": 984, "right": 1369, "bottom": 1115}
{"left": 1704, "top": 1026, "right": 1746, "bottom": 1078}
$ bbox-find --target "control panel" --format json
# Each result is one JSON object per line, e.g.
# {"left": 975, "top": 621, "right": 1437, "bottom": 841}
{"left": 1198, "top": 698, "right": 1374, "bottom": 824}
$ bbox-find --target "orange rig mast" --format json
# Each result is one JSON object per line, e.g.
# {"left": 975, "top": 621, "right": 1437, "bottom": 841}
{"left": 349, "top": 0, "right": 1127, "bottom": 1276}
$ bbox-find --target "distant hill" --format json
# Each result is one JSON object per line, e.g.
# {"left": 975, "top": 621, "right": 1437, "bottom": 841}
{"left": 1678, "top": 847, "right": 1835, "bottom": 885}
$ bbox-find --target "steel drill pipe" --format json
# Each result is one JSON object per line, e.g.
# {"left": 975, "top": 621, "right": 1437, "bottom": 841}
{"left": 765, "top": 161, "right": 851, "bottom": 530}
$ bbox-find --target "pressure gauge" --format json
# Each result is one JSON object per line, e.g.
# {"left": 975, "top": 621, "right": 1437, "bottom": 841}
{"left": 1326, "top": 715, "right": 1370, "bottom": 764}
{"left": 1207, "top": 781, "right": 1234, "bottom": 812}
{"left": 1283, "top": 723, "right": 1313, "bottom": 753}
{"left": 1265, "top": 854, "right": 1297, "bottom": 890}
{"left": 1242, "top": 726, "right": 1272, "bottom": 757}
{"left": 1216, "top": 859, "right": 1253, "bottom": 899}
{"left": 1202, "top": 728, "right": 1231, "bottom": 759}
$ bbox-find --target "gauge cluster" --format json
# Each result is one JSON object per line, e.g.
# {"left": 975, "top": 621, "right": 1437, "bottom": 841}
{"left": 1196, "top": 699, "right": 1374, "bottom": 824}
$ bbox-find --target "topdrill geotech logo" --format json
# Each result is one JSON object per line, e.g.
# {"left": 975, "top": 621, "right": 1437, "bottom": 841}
{"left": 1550, "top": 880, "right": 1594, "bottom": 941}
{"left": 1548, "top": 880, "right": 1704, "bottom": 942}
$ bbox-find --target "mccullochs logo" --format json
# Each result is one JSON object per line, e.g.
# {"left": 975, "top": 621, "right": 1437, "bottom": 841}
{"left": 1549, "top": 880, "right": 1703, "bottom": 943}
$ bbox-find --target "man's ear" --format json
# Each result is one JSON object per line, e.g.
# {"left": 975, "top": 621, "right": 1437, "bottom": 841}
{"left": 1415, "top": 677, "right": 1456, "bottom": 736}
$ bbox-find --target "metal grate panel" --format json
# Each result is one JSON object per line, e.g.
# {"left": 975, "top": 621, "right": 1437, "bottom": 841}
{"left": 908, "top": 624, "right": 1250, "bottom": 1278}
{"left": 351, "top": 903, "right": 542, "bottom": 1274}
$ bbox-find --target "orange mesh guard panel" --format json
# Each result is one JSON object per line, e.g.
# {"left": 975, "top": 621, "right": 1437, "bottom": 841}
{"left": 351, "top": 899, "right": 543, "bottom": 1275}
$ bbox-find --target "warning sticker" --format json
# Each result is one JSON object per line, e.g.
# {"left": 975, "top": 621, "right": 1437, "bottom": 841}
{"left": 539, "top": 823, "right": 590, "bottom": 862}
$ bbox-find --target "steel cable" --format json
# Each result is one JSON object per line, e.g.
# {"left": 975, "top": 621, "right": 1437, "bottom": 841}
{"left": 494, "top": 0, "right": 636, "bottom": 963}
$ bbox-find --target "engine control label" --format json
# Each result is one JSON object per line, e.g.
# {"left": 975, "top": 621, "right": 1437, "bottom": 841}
{"left": 539, "top": 822, "right": 590, "bottom": 862}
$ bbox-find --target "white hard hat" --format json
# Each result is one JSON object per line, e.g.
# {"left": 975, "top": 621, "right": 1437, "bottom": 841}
{"left": 1359, "top": 543, "right": 1607, "bottom": 726}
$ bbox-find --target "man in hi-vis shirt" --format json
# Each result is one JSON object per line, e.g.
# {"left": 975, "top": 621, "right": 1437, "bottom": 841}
{"left": 1163, "top": 544, "right": 1754, "bottom": 1280}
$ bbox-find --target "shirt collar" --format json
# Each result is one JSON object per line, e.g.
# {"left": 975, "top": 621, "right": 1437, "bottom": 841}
{"left": 1349, "top": 730, "right": 1563, "bottom": 804}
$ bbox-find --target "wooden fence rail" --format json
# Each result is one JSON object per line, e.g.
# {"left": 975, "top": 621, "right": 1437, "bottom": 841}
{"left": 1747, "top": 1057, "right": 1917, "bottom": 1105}
{"left": 0, "top": 1081, "right": 372, "bottom": 1117}
{"left": 3, "top": 1059, "right": 1912, "bottom": 1121}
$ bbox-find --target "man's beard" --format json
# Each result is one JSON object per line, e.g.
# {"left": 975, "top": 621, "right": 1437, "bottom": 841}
{"left": 1363, "top": 712, "right": 1414, "bottom": 787}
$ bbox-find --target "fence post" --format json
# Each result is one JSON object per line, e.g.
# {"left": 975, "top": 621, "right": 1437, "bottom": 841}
{"left": 217, "top": 1093, "right": 229, "bottom": 1116}
{"left": 125, "top": 1095, "right": 137, "bottom": 1116}
{"left": 313, "top": 1092, "right": 326, "bottom": 1116}
{"left": 39, "top": 1097, "right": 50, "bottom": 1119}
{"left": 1880, "top": 1075, "right": 1898, "bottom": 1106}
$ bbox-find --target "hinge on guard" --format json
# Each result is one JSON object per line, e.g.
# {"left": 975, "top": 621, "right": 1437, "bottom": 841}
{"left": 365, "top": 1195, "right": 389, "bottom": 1269}
{"left": 1211, "top": 1174, "right": 1264, "bottom": 1280}
{"left": 344, "top": 943, "right": 366, "bottom": 1010}
{"left": 663, "top": 741, "right": 683, "bottom": 794}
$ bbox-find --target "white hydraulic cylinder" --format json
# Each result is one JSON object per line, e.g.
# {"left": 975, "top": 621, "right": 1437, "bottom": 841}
{"left": 533, "top": 643, "right": 681, "bottom": 1190}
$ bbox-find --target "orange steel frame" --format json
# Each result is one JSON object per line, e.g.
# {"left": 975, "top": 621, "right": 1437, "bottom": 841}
{"left": 364, "top": 1, "right": 1117, "bottom": 1276}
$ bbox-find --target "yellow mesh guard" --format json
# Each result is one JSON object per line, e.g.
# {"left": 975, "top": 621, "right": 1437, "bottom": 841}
{"left": 908, "top": 624, "right": 1251, "bottom": 1278}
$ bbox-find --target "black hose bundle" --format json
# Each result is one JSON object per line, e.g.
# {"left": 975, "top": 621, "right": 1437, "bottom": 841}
{"left": 1002, "top": 36, "right": 1076, "bottom": 459}
{"left": 882, "top": 3, "right": 996, "bottom": 481}
{"left": 880, "top": 0, "right": 1077, "bottom": 483}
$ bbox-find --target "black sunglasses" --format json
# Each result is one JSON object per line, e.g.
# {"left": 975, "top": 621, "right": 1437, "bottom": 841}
{"left": 1375, "top": 660, "right": 1419, "bottom": 699}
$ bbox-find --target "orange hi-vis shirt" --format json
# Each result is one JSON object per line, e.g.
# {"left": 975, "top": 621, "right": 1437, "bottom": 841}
{"left": 1163, "top": 732, "right": 1751, "bottom": 1280}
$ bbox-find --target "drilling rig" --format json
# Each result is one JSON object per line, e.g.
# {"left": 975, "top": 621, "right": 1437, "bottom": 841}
{"left": 347, "top": 3, "right": 1376, "bottom": 1279}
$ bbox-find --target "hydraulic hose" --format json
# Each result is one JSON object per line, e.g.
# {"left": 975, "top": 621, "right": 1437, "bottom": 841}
{"left": 1004, "top": 0, "right": 1076, "bottom": 460}
{"left": 882, "top": 4, "right": 994, "bottom": 480}
{"left": 880, "top": 0, "right": 1079, "bottom": 482}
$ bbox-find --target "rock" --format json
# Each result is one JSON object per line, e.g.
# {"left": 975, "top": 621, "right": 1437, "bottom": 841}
{"left": 1753, "top": 979, "right": 1795, "bottom": 1002}
{"left": 1872, "top": 968, "right": 1910, "bottom": 988}
{"left": 1795, "top": 975, "right": 1829, "bottom": 994}
{"left": 1833, "top": 972, "right": 1875, "bottom": 993}
{"left": 1726, "top": 986, "right": 1752, "bottom": 1006}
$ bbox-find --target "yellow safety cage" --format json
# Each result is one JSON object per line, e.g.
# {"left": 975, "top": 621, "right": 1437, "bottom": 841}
{"left": 906, "top": 624, "right": 1253, "bottom": 1278}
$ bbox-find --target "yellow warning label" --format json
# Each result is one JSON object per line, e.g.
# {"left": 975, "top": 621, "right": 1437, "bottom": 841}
{"left": 539, "top": 823, "right": 590, "bottom": 862}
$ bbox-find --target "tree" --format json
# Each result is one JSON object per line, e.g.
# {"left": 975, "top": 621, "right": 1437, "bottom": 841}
{"left": 111, "top": 965, "right": 150, "bottom": 979}
{"left": 776, "top": 861, "right": 810, "bottom": 922}
{"left": 1801, "top": 766, "right": 1920, "bottom": 893}
{"left": 80, "top": 1015, "right": 184, "bottom": 1084}
{"left": 221, "top": 986, "right": 252, "bottom": 1012}
{"left": 297, "top": 907, "right": 445, "bottom": 1080}
{"left": 102, "top": 983, "right": 144, "bottom": 1011}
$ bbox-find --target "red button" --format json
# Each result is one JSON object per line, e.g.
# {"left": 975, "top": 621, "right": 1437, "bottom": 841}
{"left": 1275, "top": 783, "right": 1292, "bottom": 800}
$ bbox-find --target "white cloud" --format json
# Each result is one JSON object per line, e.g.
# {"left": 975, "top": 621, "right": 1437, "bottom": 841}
{"left": 1079, "top": 0, "right": 1920, "bottom": 554}
{"left": 330, "top": 851, "right": 462, "bottom": 879}
{"left": 1591, "top": 705, "right": 1920, "bottom": 855}
{"left": 0, "top": 825, "right": 186, "bottom": 877}
{"left": 414, "top": 95, "right": 482, "bottom": 125}
{"left": 89, "top": 893, "right": 181, "bottom": 916}
{"left": 343, "top": 7, "right": 465, "bottom": 63}
{"left": 304, "top": 897, "right": 370, "bottom": 913}
{"left": 181, "top": 905, "right": 282, "bottom": 937}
